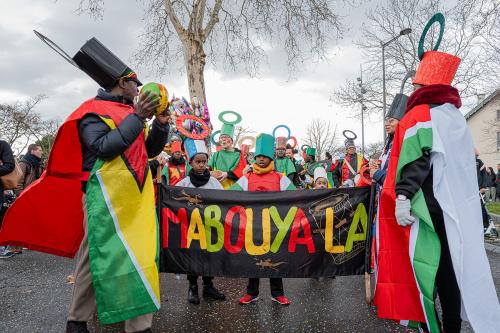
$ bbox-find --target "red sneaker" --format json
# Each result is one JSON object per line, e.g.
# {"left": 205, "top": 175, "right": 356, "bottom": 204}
{"left": 239, "top": 294, "right": 259, "bottom": 304}
{"left": 271, "top": 296, "right": 291, "bottom": 305}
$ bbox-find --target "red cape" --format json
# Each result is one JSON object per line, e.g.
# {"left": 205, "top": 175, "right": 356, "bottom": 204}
{"left": 0, "top": 99, "right": 135, "bottom": 258}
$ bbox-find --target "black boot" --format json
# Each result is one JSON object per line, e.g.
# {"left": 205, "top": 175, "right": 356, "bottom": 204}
{"left": 203, "top": 283, "right": 226, "bottom": 300}
{"left": 66, "top": 321, "right": 89, "bottom": 333}
{"left": 188, "top": 284, "right": 200, "bottom": 305}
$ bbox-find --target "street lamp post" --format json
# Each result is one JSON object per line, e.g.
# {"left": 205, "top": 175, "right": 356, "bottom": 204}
{"left": 381, "top": 28, "right": 412, "bottom": 141}
{"left": 357, "top": 65, "right": 367, "bottom": 154}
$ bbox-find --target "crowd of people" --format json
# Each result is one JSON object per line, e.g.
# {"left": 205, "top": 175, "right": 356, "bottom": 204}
{"left": 1, "top": 12, "right": 499, "bottom": 333}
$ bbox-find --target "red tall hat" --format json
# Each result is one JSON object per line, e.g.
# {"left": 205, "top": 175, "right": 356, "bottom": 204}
{"left": 171, "top": 141, "right": 182, "bottom": 153}
{"left": 413, "top": 51, "right": 461, "bottom": 86}
{"left": 414, "top": 13, "right": 461, "bottom": 86}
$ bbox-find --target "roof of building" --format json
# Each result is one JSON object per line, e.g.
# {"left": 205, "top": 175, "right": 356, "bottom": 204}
{"left": 464, "top": 89, "right": 500, "bottom": 120}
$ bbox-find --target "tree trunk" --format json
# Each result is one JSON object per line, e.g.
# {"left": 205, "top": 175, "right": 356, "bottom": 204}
{"left": 183, "top": 36, "right": 207, "bottom": 104}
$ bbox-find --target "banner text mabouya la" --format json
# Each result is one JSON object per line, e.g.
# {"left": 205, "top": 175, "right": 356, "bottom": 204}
{"left": 159, "top": 185, "right": 371, "bottom": 278}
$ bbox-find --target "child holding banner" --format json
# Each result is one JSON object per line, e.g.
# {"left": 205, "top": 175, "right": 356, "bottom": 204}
{"left": 313, "top": 167, "right": 329, "bottom": 189}
{"left": 177, "top": 138, "right": 226, "bottom": 305}
{"left": 231, "top": 133, "right": 295, "bottom": 305}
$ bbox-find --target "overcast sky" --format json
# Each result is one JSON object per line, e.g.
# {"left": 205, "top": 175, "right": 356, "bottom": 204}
{"left": 1, "top": 0, "right": 386, "bottom": 152}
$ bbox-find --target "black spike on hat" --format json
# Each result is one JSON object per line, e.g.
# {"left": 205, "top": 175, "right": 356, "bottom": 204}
{"left": 34, "top": 31, "right": 142, "bottom": 89}
{"left": 386, "top": 70, "right": 415, "bottom": 120}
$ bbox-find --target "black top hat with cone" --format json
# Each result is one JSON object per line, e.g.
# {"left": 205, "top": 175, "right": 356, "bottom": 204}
{"left": 386, "top": 70, "right": 415, "bottom": 120}
{"left": 34, "top": 30, "right": 141, "bottom": 89}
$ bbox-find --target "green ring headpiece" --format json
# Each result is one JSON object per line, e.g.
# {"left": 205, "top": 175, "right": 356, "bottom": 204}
{"left": 418, "top": 12, "right": 445, "bottom": 60}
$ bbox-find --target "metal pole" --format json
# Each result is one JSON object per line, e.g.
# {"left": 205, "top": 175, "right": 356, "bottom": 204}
{"left": 381, "top": 43, "right": 387, "bottom": 142}
{"left": 360, "top": 64, "right": 365, "bottom": 154}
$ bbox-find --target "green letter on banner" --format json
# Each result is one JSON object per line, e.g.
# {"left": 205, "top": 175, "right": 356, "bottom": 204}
{"left": 204, "top": 205, "right": 224, "bottom": 252}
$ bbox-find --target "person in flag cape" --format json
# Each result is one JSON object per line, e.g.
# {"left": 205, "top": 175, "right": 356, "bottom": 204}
{"left": 176, "top": 139, "right": 226, "bottom": 305}
{"left": 331, "top": 130, "right": 369, "bottom": 187}
{"left": 208, "top": 112, "right": 247, "bottom": 189}
{"left": 231, "top": 133, "right": 295, "bottom": 305}
{"left": 274, "top": 135, "right": 298, "bottom": 182}
{"left": 161, "top": 139, "right": 188, "bottom": 186}
{"left": 370, "top": 70, "right": 414, "bottom": 187}
{"left": 374, "top": 13, "right": 500, "bottom": 333}
{"left": 300, "top": 147, "right": 321, "bottom": 188}
{"left": 0, "top": 35, "right": 171, "bottom": 333}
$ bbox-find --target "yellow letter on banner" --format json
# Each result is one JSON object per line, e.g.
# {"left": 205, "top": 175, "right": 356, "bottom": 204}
{"left": 345, "top": 203, "right": 367, "bottom": 252}
{"left": 325, "top": 207, "right": 345, "bottom": 253}
{"left": 204, "top": 205, "right": 224, "bottom": 252}
{"left": 187, "top": 208, "right": 207, "bottom": 249}
{"left": 245, "top": 208, "right": 270, "bottom": 255}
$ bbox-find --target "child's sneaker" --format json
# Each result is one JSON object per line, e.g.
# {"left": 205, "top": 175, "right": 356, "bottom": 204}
{"left": 271, "top": 295, "right": 291, "bottom": 305}
{"left": 239, "top": 294, "right": 258, "bottom": 304}
{"left": 0, "top": 250, "right": 14, "bottom": 259}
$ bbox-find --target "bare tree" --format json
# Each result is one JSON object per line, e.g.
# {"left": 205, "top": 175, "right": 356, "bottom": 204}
{"left": 332, "top": 0, "right": 500, "bottom": 119}
{"left": 0, "top": 95, "right": 58, "bottom": 156}
{"left": 233, "top": 125, "right": 254, "bottom": 149}
{"left": 302, "top": 118, "right": 340, "bottom": 160}
{"left": 364, "top": 141, "right": 385, "bottom": 160}
{"left": 78, "top": 0, "right": 347, "bottom": 104}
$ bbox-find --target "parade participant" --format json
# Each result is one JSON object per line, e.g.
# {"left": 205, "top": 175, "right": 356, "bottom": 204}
{"left": 161, "top": 140, "right": 187, "bottom": 186}
{"left": 231, "top": 133, "right": 295, "bottom": 305}
{"left": 274, "top": 136, "right": 297, "bottom": 182}
{"left": 177, "top": 139, "right": 226, "bottom": 305}
{"left": 313, "top": 167, "right": 328, "bottom": 189}
{"left": 370, "top": 71, "right": 414, "bottom": 186}
{"left": 374, "top": 13, "right": 500, "bottom": 333}
{"left": 300, "top": 147, "right": 320, "bottom": 189}
{"left": 286, "top": 145, "right": 303, "bottom": 188}
{"left": 0, "top": 34, "right": 170, "bottom": 333}
{"left": 208, "top": 112, "right": 247, "bottom": 189}
{"left": 331, "top": 131, "right": 369, "bottom": 187}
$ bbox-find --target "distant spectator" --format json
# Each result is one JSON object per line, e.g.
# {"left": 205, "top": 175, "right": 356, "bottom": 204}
{"left": 0, "top": 140, "right": 15, "bottom": 258}
{"left": 486, "top": 167, "right": 496, "bottom": 202}
{"left": 15, "top": 144, "right": 43, "bottom": 196}
{"left": 496, "top": 164, "right": 500, "bottom": 202}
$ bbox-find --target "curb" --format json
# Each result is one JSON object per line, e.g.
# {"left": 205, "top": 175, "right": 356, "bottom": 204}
{"left": 485, "top": 242, "right": 500, "bottom": 254}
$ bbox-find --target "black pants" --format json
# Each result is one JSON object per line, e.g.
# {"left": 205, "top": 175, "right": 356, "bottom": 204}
{"left": 480, "top": 197, "right": 490, "bottom": 229}
{"left": 425, "top": 191, "right": 462, "bottom": 333}
{"left": 187, "top": 275, "right": 213, "bottom": 286}
{"left": 246, "top": 278, "right": 284, "bottom": 298}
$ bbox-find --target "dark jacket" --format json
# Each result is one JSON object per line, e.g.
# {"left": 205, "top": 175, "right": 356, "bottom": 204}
{"left": 0, "top": 140, "right": 15, "bottom": 208}
{"left": 78, "top": 90, "right": 170, "bottom": 190}
{"left": 373, "top": 136, "right": 393, "bottom": 186}
{"left": 15, "top": 153, "right": 43, "bottom": 196}
{"left": 476, "top": 158, "right": 488, "bottom": 190}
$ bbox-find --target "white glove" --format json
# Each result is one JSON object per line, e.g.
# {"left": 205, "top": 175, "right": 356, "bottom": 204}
{"left": 395, "top": 196, "right": 415, "bottom": 227}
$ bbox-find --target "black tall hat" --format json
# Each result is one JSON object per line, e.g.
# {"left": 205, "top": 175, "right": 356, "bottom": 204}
{"left": 386, "top": 70, "right": 415, "bottom": 120}
{"left": 34, "top": 31, "right": 142, "bottom": 89}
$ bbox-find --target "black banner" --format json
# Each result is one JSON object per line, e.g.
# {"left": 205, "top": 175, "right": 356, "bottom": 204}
{"left": 159, "top": 185, "right": 372, "bottom": 278}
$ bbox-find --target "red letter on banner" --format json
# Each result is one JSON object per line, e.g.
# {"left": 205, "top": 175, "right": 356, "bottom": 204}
{"left": 224, "top": 206, "right": 247, "bottom": 254}
{"left": 162, "top": 208, "right": 188, "bottom": 248}
{"left": 288, "top": 208, "right": 315, "bottom": 253}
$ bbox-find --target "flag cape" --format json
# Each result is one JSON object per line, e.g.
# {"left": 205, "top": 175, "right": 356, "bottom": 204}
{"left": 0, "top": 99, "right": 160, "bottom": 324}
{"left": 208, "top": 150, "right": 247, "bottom": 189}
{"left": 275, "top": 157, "right": 297, "bottom": 177}
{"left": 375, "top": 102, "right": 500, "bottom": 332}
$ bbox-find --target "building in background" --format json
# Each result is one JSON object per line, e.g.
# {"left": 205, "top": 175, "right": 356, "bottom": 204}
{"left": 465, "top": 89, "right": 500, "bottom": 168}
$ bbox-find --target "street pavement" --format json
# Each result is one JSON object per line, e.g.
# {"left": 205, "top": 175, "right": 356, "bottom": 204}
{"left": 1, "top": 250, "right": 499, "bottom": 333}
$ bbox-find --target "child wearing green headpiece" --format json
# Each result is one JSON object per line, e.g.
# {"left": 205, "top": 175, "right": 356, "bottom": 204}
{"left": 208, "top": 121, "right": 247, "bottom": 189}
{"left": 230, "top": 134, "right": 295, "bottom": 305}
